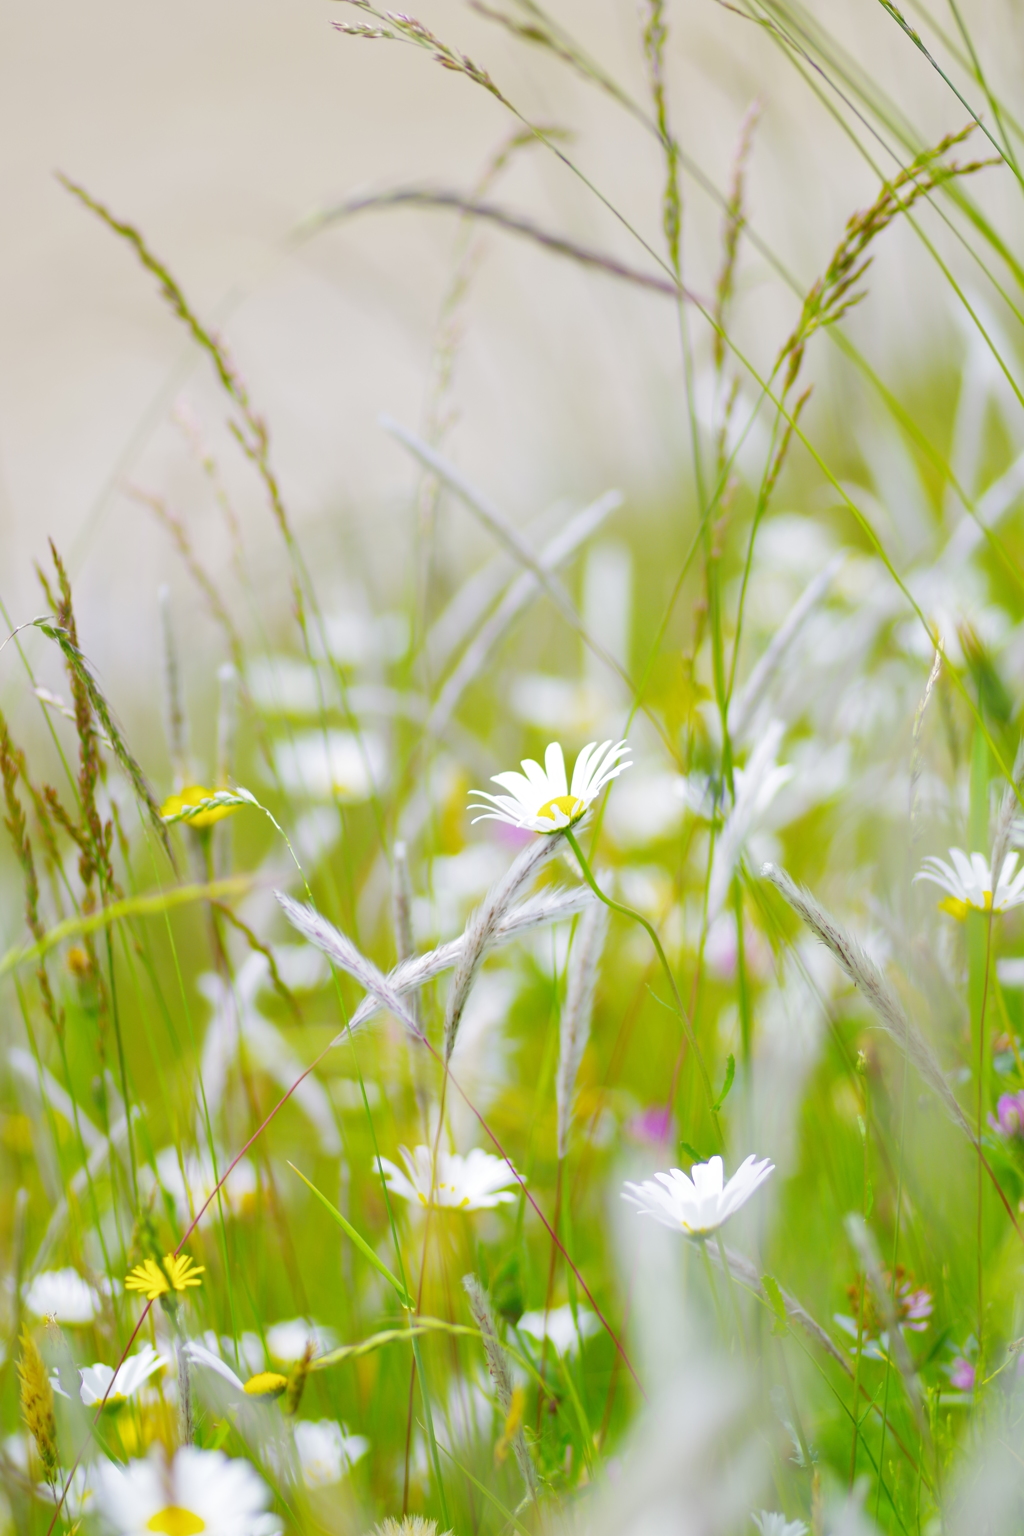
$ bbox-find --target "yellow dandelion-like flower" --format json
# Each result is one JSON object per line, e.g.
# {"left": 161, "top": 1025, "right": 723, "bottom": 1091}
{"left": 124, "top": 1252, "right": 205, "bottom": 1302}
{"left": 160, "top": 784, "right": 240, "bottom": 829}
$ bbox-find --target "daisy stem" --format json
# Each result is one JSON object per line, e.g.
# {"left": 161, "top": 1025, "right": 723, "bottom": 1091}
{"left": 714, "top": 1231, "right": 747, "bottom": 1353}
{"left": 564, "top": 828, "right": 721, "bottom": 1138}
{"left": 698, "top": 1235, "right": 728, "bottom": 1337}
{"left": 977, "top": 911, "right": 994, "bottom": 1362}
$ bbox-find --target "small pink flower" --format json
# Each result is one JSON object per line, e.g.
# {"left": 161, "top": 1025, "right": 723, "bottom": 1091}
{"left": 950, "top": 1357, "right": 975, "bottom": 1392}
{"left": 626, "top": 1106, "right": 674, "bottom": 1146}
{"left": 990, "top": 1092, "right": 1024, "bottom": 1139}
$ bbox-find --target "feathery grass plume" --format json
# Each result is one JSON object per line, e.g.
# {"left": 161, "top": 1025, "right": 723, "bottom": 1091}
{"left": 556, "top": 901, "right": 608, "bottom": 1160}
{"left": 462, "top": 1274, "right": 536, "bottom": 1495}
{"left": 33, "top": 617, "right": 171, "bottom": 859}
{"left": 391, "top": 840, "right": 420, "bottom": 1034}
{"left": 990, "top": 736, "right": 1024, "bottom": 880}
{"left": 18, "top": 1328, "right": 58, "bottom": 1488}
{"left": 58, "top": 177, "right": 314, "bottom": 669}
{"left": 641, "top": 0, "right": 680, "bottom": 275}
{"left": 284, "top": 1340, "right": 315, "bottom": 1417}
{"left": 307, "top": 187, "right": 685, "bottom": 300}
{"left": 0, "top": 713, "right": 64, "bottom": 1038}
{"left": 444, "top": 835, "right": 562, "bottom": 1060}
{"left": 132, "top": 488, "right": 245, "bottom": 674}
{"left": 333, "top": 1, "right": 506, "bottom": 102}
{"left": 349, "top": 883, "right": 597, "bottom": 1029}
{"left": 158, "top": 584, "right": 191, "bottom": 790}
{"left": 760, "top": 862, "right": 973, "bottom": 1140}
{"left": 275, "top": 891, "right": 424, "bottom": 1041}
{"left": 712, "top": 101, "right": 760, "bottom": 372}
{"left": 776, "top": 123, "right": 993, "bottom": 394}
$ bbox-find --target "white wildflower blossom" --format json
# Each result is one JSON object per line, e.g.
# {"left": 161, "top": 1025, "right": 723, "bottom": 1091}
{"left": 915, "top": 847, "right": 1024, "bottom": 915}
{"left": 23, "top": 1268, "right": 98, "bottom": 1324}
{"left": 518, "top": 1304, "right": 599, "bottom": 1356}
{"left": 293, "top": 1419, "right": 368, "bottom": 1487}
{"left": 622, "top": 1154, "right": 774, "bottom": 1237}
{"left": 94, "top": 1445, "right": 279, "bottom": 1536}
{"left": 379, "top": 1145, "right": 520, "bottom": 1210}
{"left": 469, "top": 739, "right": 631, "bottom": 834}
{"left": 266, "top": 1319, "right": 337, "bottom": 1363}
{"left": 78, "top": 1345, "right": 167, "bottom": 1406}
{"left": 751, "top": 1514, "right": 809, "bottom": 1536}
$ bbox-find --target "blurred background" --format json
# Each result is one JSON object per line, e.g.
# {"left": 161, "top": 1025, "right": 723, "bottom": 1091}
{"left": 4, "top": 0, "right": 1015, "bottom": 738}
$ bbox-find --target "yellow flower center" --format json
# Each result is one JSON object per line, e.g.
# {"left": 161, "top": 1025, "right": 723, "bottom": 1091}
{"left": 536, "top": 794, "right": 583, "bottom": 825}
{"left": 243, "top": 1371, "right": 289, "bottom": 1397}
{"left": 148, "top": 1508, "right": 206, "bottom": 1536}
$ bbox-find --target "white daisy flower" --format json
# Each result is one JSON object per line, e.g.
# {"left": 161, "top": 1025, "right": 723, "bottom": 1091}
{"left": 469, "top": 739, "right": 631, "bottom": 834}
{"left": 292, "top": 1420, "right": 368, "bottom": 1487}
{"left": 265, "top": 1319, "right": 337, "bottom": 1363}
{"left": 151, "top": 1147, "right": 258, "bottom": 1227}
{"left": 379, "top": 1145, "right": 520, "bottom": 1210}
{"left": 23, "top": 1268, "right": 98, "bottom": 1324}
{"left": 517, "top": 1304, "right": 599, "bottom": 1356}
{"left": 752, "top": 1514, "right": 808, "bottom": 1536}
{"left": 94, "top": 1446, "right": 278, "bottom": 1536}
{"left": 78, "top": 1345, "right": 167, "bottom": 1406}
{"left": 622, "top": 1154, "right": 774, "bottom": 1237}
{"left": 915, "top": 848, "right": 1024, "bottom": 916}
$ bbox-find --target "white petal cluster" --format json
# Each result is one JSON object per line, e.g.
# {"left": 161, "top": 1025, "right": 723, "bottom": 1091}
{"left": 518, "top": 1304, "right": 598, "bottom": 1356}
{"left": 379, "top": 1145, "right": 520, "bottom": 1210}
{"left": 78, "top": 1345, "right": 167, "bottom": 1406}
{"left": 293, "top": 1419, "right": 368, "bottom": 1487}
{"left": 23, "top": 1268, "right": 98, "bottom": 1324}
{"left": 622, "top": 1154, "right": 774, "bottom": 1237}
{"left": 915, "top": 848, "right": 1024, "bottom": 914}
{"left": 469, "top": 739, "right": 631, "bottom": 834}
{"left": 751, "top": 1514, "right": 808, "bottom": 1536}
{"left": 266, "top": 1318, "right": 337, "bottom": 1362}
{"left": 94, "top": 1446, "right": 279, "bottom": 1536}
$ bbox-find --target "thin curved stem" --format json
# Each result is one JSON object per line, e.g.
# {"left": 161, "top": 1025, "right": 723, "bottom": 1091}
{"left": 563, "top": 827, "right": 720, "bottom": 1138}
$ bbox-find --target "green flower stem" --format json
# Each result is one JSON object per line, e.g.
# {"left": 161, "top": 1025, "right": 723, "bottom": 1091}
{"left": 564, "top": 827, "right": 721, "bottom": 1136}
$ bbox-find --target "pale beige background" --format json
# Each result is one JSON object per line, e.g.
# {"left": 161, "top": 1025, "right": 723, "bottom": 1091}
{"left": 0, "top": 0, "right": 1013, "bottom": 728}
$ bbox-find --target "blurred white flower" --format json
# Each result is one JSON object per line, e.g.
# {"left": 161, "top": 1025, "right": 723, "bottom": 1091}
{"left": 469, "top": 739, "right": 630, "bottom": 834}
{"left": 23, "top": 1268, "right": 98, "bottom": 1324}
{"left": 707, "top": 723, "right": 793, "bottom": 924}
{"left": 293, "top": 1419, "right": 368, "bottom": 1487}
{"left": 79, "top": 1345, "right": 167, "bottom": 1406}
{"left": 752, "top": 1514, "right": 808, "bottom": 1536}
{"left": 622, "top": 1155, "right": 774, "bottom": 1237}
{"left": 266, "top": 1319, "right": 337, "bottom": 1363}
{"left": 152, "top": 1146, "right": 258, "bottom": 1226}
{"left": 271, "top": 729, "right": 386, "bottom": 801}
{"left": 518, "top": 1304, "right": 598, "bottom": 1355}
{"left": 915, "top": 848, "right": 1024, "bottom": 916}
{"left": 94, "top": 1445, "right": 279, "bottom": 1536}
{"left": 379, "top": 1145, "right": 520, "bottom": 1210}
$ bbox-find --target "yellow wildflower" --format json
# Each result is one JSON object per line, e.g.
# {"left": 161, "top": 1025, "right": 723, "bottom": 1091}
{"left": 160, "top": 785, "right": 239, "bottom": 829}
{"left": 125, "top": 1252, "right": 205, "bottom": 1302}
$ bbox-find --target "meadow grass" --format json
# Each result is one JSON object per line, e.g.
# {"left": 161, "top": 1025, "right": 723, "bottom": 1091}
{"left": 6, "top": 1, "right": 1024, "bottom": 1533}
